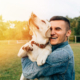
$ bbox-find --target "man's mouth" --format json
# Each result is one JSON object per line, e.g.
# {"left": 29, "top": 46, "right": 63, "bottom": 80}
{"left": 50, "top": 37, "right": 58, "bottom": 39}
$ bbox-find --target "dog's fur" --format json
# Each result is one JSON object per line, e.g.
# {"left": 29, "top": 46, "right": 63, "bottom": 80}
{"left": 18, "top": 13, "right": 52, "bottom": 80}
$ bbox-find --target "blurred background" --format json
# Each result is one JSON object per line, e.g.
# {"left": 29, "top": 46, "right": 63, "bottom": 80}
{"left": 0, "top": 0, "right": 80, "bottom": 80}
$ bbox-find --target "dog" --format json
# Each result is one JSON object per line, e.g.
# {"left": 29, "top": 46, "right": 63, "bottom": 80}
{"left": 18, "top": 13, "right": 52, "bottom": 80}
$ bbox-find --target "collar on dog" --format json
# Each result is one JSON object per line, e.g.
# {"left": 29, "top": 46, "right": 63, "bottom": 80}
{"left": 31, "top": 41, "right": 49, "bottom": 48}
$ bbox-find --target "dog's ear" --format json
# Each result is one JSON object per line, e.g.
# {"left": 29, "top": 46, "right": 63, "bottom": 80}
{"left": 29, "top": 30, "right": 33, "bottom": 35}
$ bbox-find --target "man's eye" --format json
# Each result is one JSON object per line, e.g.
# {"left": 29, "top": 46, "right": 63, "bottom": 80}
{"left": 50, "top": 27, "right": 52, "bottom": 30}
{"left": 56, "top": 27, "right": 61, "bottom": 30}
{"left": 41, "top": 20, "right": 46, "bottom": 24}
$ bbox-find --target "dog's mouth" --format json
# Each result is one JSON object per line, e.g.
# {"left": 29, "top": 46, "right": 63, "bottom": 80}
{"left": 32, "top": 20, "right": 39, "bottom": 29}
{"left": 29, "top": 18, "right": 39, "bottom": 30}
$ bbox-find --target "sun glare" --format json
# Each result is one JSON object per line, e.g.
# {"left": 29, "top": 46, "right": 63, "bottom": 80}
{"left": 10, "top": 24, "right": 15, "bottom": 28}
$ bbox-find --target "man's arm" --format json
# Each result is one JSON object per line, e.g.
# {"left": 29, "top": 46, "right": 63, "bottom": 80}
{"left": 21, "top": 49, "right": 69, "bottom": 79}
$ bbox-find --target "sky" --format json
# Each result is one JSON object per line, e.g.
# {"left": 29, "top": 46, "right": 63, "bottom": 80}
{"left": 0, "top": 0, "right": 80, "bottom": 21}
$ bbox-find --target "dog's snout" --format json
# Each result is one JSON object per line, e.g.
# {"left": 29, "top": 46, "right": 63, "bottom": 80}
{"left": 31, "top": 13, "right": 37, "bottom": 17}
{"left": 33, "top": 14, "right": 37, "bottom": 17}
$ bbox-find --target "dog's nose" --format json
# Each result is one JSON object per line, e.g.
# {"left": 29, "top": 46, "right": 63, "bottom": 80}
{"left": 31, "top": 13, "right": 37, "bottom": 17}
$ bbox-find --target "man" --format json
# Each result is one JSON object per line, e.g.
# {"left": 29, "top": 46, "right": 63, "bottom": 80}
{"left": 21, "top": 16, "right": 75, "bottom": 80}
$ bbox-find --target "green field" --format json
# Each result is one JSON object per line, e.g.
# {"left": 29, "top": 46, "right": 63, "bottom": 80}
{"left": 0, "top": 41, "right": 80, "bottom": 80}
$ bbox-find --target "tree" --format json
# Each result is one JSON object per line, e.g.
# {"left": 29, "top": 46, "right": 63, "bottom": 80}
{"left": 74, "top": 21, "right": 80, "bottom": 42}
{"left": 0, "top": 15, "right": 6, "bottom": 40}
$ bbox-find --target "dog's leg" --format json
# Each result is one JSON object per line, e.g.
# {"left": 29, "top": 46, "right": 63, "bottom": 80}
{"left": 22, "top": 45, "right": 33, "bottom": 52}
{"left": 20, "top": 73, "right": 27, "bottom": 80}
{"left": 37, "top": 48, "right": 51, "bottom": 66}
{"left": 20, "top": 73, "right": 33, "bottom": 80}
{"left": 37, "top": 52, "right": 49, "bottom": 66}
{"left": 18, "top": 41, "right": 33, "bottom": 58}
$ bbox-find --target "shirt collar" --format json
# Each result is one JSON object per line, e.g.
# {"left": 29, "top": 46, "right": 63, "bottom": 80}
{"left": 52, "top": 41, "right": 68, "bottom": 51}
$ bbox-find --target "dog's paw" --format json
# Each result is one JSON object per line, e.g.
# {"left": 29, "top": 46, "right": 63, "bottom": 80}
{"left": 37, "top": 55, "right": 47, "bottom": 66}
{"left": 22, "top": 46, "right": 33, "bottom": 51}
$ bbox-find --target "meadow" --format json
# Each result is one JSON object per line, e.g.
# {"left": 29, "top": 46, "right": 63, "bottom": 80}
{"left": 0, "top": 41, "right": 80, "bottom": 80}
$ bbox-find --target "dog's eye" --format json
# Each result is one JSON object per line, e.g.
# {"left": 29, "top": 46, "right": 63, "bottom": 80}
{"left": 41, "top": 20, "right": 46, "bottom": 24}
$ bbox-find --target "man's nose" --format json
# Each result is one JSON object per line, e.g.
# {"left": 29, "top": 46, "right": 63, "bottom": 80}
{"left": 51, "top": 29, "right": 56, "bottom": 35}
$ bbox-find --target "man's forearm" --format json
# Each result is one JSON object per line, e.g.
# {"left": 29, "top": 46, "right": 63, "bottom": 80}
{"left": 21, "top": 49, "right": 69, "bottom": 79}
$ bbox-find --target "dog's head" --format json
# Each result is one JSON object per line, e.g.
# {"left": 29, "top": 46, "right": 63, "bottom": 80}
{"left": 28, "top": 12, "right": 51, "bottom": 38}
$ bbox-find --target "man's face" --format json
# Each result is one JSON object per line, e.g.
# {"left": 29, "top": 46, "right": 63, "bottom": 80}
{"left": 50, "top": 20, "right": 71, "bottom": 45}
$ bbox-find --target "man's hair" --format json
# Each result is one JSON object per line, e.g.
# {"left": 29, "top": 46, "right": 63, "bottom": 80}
{"left": 50, "top": 16, "right": 70, "bottom": 30}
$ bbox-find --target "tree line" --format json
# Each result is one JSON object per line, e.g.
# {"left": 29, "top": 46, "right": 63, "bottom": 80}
{"left": 66, "top": 16, "right": 80, "bottom": 42}
{"left": 0, "top": 15, "right": 32, "bottom": 40}
{"left": 0, "top": 15, "right": 80, "bottom": 41}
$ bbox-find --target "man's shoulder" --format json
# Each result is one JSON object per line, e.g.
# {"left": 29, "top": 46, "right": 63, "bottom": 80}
{"left": 63, "top": 44, "right": 73, "bottom": 59}
{"left": 57, "top": 44, "right": 73, "bottom": 59}
{"left": 46, "top": 46, "right": 70, "bottom": 65}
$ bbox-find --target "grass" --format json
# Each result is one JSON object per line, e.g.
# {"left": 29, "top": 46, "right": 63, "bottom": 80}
{"left": 0, "top": 43, "right": 23, "bottom": 80}
{"left": 70, "top": 43, "right": 80, "bottom": 80}
{"left": 0, "top": 41, "right": 80, "bottom": 80}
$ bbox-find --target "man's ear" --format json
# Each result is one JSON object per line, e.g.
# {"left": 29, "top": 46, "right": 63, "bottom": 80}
{"left": 66, "top": 30, "right": 71, "bottom": 37}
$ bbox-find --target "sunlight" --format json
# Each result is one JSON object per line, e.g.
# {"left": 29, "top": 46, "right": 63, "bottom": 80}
{"left": 0, "top": 0, "right": 80, "bottom": 21}
{"left": 10, "top": 23, "right": 15, "bottom": 28}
